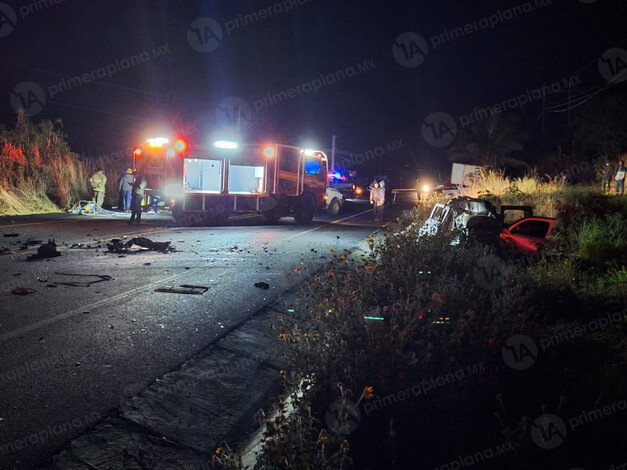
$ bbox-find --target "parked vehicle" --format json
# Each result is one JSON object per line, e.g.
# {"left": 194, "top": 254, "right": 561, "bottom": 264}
{"left": 432, "top": 183, "right": 461, "bottom": 198}
{"left": 419, "top": 196, "right": 555, "bottom": 253}
{"left": 418, "top": 163, "right": 482, "bottom": 201}
{"left": 451, "top": 163, "right": 482, "bottom": 187}
{"left": 325, "top": 186, "right": 344, "bottom": 217}
{"left": 349, "top": 176, "right": 372, "bottom": 200}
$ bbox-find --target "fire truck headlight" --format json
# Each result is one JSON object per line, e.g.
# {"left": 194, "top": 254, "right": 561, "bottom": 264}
{"left": 214, "top": 140, "right": 238, "bottom": 149}
{"left": 147, "top": 137, "right": 169, "bottom": 148}
{"left": 421, "top": 184, "right": 431, "bottom": 192}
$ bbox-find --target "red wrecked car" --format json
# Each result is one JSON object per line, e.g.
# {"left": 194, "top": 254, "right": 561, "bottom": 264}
{"left": 418, "top": 197, "right": 554, "bottom": 253}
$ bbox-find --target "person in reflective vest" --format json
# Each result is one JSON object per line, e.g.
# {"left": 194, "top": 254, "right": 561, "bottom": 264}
{"left": 89, "top": 168, "right": 106, "bottom": 211}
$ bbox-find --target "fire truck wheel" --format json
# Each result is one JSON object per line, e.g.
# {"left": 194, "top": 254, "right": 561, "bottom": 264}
{"left": 327, "top": 198, "right": 341, "bottom": 217}
{"left": 293, "top": 198, "right": 315, "bottom": 225}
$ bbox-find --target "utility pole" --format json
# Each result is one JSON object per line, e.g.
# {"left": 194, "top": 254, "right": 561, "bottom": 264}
{"left": 567, "top": 85, "right": 571, "bottom": 126}
{"left": 331, "top": 135, "right": 336, "bottom": 172}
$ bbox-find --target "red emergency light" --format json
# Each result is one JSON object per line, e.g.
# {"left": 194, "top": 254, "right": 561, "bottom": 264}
{"left": 263, "top": 146, "right": 275, "bottom": 158}
{"left": 173, "top": 139, "right": 187, "bottom": 153}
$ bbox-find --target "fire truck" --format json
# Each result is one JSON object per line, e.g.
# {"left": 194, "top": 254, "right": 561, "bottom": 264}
{"left": 132, "top": 137, "right": 329, "bottom": 226}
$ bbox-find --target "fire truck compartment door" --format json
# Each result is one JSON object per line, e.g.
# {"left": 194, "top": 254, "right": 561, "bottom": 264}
{"left": 228, "top": 163, "right": 266, "bottom": 194}
{"left": 277, "top": 147, "right": 300, "bottom": 196}
{"left": 184, "top": 159, "right": 222, "bottom": 193}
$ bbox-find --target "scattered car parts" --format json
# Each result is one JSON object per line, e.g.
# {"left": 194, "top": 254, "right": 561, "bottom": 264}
{"left": 154, "top": 285, "right": 208, "bottom": 295}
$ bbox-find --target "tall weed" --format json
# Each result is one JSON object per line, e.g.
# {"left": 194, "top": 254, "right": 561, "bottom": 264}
{"left": 0, "top": 114, "right": 90, "bottom": 213}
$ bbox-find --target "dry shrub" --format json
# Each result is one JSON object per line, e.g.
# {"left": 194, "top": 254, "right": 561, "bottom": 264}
{"left": 458, "top": 170, "right": 567, "bottom": 218}
{"left": 0, "top": 114, "right": 90, "bottom": 214}
{"left": 0, "top": 186, "right": 59, "bottom": 215}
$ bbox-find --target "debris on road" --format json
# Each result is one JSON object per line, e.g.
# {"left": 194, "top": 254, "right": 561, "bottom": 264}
{"left": 254, "top": 282, "right": 270, "bottom": 290}
{"left": 154, "top": 285, "right": 208, "bottom": 295}
{"left": 19, "top": 240, "right": 42, "bottom": 250}
{"left": 12, "top": 287, "right": 36, "bottom": 295}
{"left": 107, "top": 237, "right": 172, "bottom": 254}
{"left": 0, "top": 248, "right": 16, "bottom": 255}
{"left": 53, "top": 273, "right": 114, "bottom": 287}
{"left": 27, "top": 239, "right": 61, "bottom": 260}
{"left": 70, "top": 243, "right": 101, "bottom": 249}
{"left": 3, "top": 233, "right": 19, "bottom": 238}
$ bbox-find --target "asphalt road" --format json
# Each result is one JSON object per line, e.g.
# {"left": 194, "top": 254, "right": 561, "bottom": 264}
{"left": 0, "top": 201, "right": 399, "bottom": 469}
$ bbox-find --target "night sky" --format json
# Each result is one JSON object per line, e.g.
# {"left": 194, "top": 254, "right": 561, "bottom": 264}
{"left": 0, "top": 0, "right": 625, "bottom": 176}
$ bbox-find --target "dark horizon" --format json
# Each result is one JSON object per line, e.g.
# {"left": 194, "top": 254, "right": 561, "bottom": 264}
{"left": 1, "top": 0, "right": 626, "bottom": 177}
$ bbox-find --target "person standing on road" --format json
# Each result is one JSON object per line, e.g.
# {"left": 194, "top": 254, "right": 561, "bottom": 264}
{"left": 89, "top": 168, "right": 107, "bottom": 211}
{"left": 370, "top": 181, "right": 379, "bottom": 219}
{"left": 119, "top": 168, "right": 134, "bottom": 212}
{"left": 370, "top": 181, "right": 385, "bottom": 222}
{"left": 129, "top": 170, "right": 147, "bottom": 225}
{"left": 615, "top": 160, "right": 626, "bottom": 195}
{"left": 601, "top": 161, "right": 614, "bottom": 193}
{"left": 377, "top": 180, "right": 386, "bottom": 221}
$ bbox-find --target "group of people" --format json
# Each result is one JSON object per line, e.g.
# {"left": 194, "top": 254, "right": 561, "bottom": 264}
{"left": 601, "top": 160, "right": 626, "bottom": 194}
{"left": 369, "top": 179, "right": 386, "bottom": 222}
{"left": 88, "top": 168, "right": 147, "bottom": 224}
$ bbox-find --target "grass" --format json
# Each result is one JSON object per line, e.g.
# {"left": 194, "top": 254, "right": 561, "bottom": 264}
{"left": 0, "top": 185, "right": 60, "bottom": 215}
{"left": 219, "top": 172, "right": 627, "bottom": 469}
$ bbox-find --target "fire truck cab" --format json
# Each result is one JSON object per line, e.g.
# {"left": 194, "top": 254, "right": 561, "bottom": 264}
{"left": 133, "top": 137, "right": 328, "bottom": 226}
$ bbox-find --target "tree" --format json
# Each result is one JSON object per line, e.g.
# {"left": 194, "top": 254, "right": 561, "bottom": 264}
{"left": 569, "top": 87, "right": 627, "bottom": 160}
{"left": 447, "top": 112, "right": 529, "bottom": 170}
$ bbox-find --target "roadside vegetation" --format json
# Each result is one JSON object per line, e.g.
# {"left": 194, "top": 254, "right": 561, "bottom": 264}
{"left": 0, "top": 114, "right": 89, "bottom": 214}
{"left": 216, "top": 173, "right": 627, "bottom": 469}
{"left": 0, "top": 114, "right": 125, "bottom": 215}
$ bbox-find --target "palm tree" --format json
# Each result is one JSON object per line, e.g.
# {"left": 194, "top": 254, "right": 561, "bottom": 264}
{"left": 447, "top": 112, "right": 529, "bottom": 170}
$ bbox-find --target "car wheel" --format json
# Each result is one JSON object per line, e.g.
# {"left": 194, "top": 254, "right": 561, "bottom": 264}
{"left": 327, "top": 198, "right": 341, "bottom": 217}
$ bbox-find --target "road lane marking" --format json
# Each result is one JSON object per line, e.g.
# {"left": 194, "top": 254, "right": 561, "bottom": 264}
{"left": 0, "top": 267, "right": 204, "bottom": 343}
{"left": 280, "top": 208, "right": 373, "bottom": 243}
